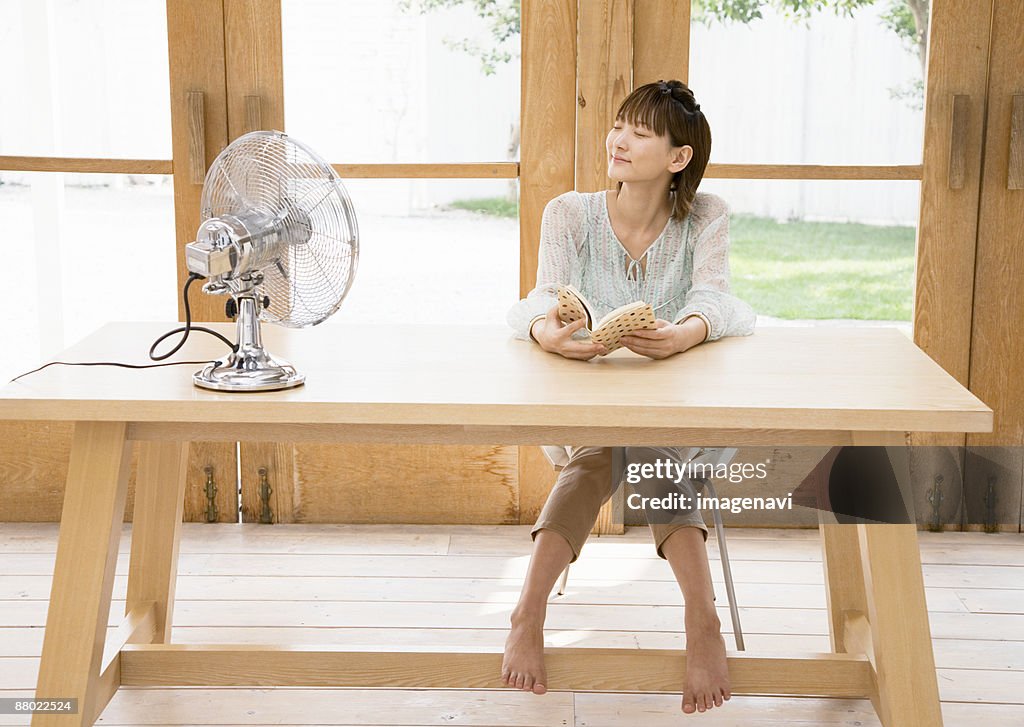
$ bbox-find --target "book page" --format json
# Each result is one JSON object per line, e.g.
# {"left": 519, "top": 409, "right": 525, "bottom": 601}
{"left": 592, "top": 303, "right": 657, "bottom": 351}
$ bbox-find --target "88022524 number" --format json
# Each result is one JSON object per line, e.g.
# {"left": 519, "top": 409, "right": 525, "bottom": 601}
{"left": 0, "top": 698, "right": 78, "bottom": 714}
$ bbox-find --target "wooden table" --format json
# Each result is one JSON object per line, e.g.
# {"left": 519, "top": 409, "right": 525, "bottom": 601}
{"left": 0, "top": 322, "right": 992, "bottom": 727}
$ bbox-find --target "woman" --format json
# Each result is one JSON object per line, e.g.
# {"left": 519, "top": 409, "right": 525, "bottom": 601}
{"left": 504, "top": 79, "right": 756, "bottom": 715}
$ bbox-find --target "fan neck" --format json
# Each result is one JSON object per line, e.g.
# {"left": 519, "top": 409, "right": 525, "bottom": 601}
{"left": 235, "top": 296, "right": 264, "bottom": 354}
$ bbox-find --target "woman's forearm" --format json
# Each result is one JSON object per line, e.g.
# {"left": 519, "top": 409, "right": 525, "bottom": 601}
{"left": 676, "top": 316, "right": 709, "bottom": 353}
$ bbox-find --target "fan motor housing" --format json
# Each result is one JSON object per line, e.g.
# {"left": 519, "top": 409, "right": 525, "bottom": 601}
{"left": 186, "top": 211, "right": 287, "bottom": 280}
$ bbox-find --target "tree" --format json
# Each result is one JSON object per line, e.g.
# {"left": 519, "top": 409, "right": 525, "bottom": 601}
{"left": 399, "top": 0, "right": 930, "bottom": 181}
{"left": 403, "top": 0, "right": 928, "bottom": 93}
{"left": 692, "top": 0, "right": 929, "bottom": 108}
{"left": 695, "top": 1, "right": 927, "bottom": 67}
{"left": 398, "top": 0, "right": 520, "bottom": 76}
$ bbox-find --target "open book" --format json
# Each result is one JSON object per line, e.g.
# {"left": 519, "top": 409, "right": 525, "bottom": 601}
{"left": 557, "top": 284, "right": 657, "bottom": 353}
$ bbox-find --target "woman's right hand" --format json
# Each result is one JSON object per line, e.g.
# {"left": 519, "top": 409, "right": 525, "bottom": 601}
{"left": 531, "top": 306, "right": 608, "bottom": 360}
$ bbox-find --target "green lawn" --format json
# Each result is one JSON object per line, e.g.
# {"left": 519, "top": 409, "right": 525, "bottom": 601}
{"left": 448, "top": 196, "right": 519, "bottom": 218}
{"left": 448, "top": 199, "right": 916, "bottom": 321}
{"left": 729, "top": 214, "right": 915, "bottom": 321}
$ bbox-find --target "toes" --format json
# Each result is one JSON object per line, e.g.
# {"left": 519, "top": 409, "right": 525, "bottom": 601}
{"left": 713, "top": 691, "right": 723, "bottom": 707}
{"left": 697, "top": 694, "right": 708, "bottom": 712}
{"left": 523, "top": 674, "right": 536, "bottom": 692}
{"left": 533, "top": 682, "right": 547, "bottom": 695}
{"left": 682, "top": 693, "right": 696, "bottom": 714}
{"left": 513, "top": 672, "right": 525, "bottom": 689}
{"left": 500, "top": 669, "right": 510, "bottom": 686}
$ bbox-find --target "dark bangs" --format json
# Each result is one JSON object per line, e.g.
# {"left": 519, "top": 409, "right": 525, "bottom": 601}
{"left": 615, "top": 85, "right": 674, "bottom": 137}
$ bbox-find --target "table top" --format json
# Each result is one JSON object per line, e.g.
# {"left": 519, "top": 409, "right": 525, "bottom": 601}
{"left": 0, "top": 321, "right": 992, "bottom": 433}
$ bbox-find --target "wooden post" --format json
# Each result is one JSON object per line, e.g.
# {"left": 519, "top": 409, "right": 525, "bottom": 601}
{"left": 966, "top": 0, "right": 1024, "bottom": 527}
{"left": 518, "top": 0, "right": 579, "bottom": 524}
{"left": 166, "top": 0, "right": 237, "bottom": 520}
{"left": 911, "top": 0, "right": 993, "bottom": 452}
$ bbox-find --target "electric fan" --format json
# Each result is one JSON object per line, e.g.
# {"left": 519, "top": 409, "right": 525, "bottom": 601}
{"left": 184, "top": 130, "right": 359, "bottom": 391}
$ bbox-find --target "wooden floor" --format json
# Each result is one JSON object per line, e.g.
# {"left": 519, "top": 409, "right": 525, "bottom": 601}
{"left": 1, "top": 523, "right": 1022, "bottom": 726}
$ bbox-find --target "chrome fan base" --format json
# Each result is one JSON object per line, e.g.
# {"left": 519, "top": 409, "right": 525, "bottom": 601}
{"left": 193, "top": 348, "right": 305, "bottom": 392}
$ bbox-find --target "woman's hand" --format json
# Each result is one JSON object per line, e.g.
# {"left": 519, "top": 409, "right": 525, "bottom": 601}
{"left": 531, "top": 306, "right": 609, "bottom": 360}
{"left": 620, "top": 319, "right": 697, "bottom": 359}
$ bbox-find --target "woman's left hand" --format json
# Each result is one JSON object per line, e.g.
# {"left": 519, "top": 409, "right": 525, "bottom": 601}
{"left": 619, "top": 319, "right": 687, "bottom": 359}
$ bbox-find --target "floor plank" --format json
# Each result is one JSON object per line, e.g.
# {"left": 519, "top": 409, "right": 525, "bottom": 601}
{"left": 0, "top": 524, "right": 452, "bottom": 556}
{"left": 574, "top": 692, "right": 1024, "bottom": 726}
{"left": 0, "top": 523, "right": 1020, "bottom": 726}
{"left": 6, "top": 599, "right": 1024, "bottom": 640}
{"left": 0, "top": 574, "right": 974, "bottom": 612}
{"left": 0, "top": 689, "right": 574, "bottom": 726}
{"left": 3, "top": 552, "right": 1022, "bottom": 592}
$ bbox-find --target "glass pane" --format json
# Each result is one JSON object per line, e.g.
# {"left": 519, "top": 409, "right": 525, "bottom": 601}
{"left": 0, "top": 0, "right": 171, "bottom": 158}
{"left": 0, "top": 172, "right": 178, "bottom": 383}
{"left": 1, "top": 171, "right": 518, "bottom": 383}
{"left": 281, "top": 0, "right": 520, "bottom": 163}
{"left": 689, "top": 3, "right": 925, "bottom": 165}
{"left": 328, "top": 177, "right": 519, "bottom": 326}
{"left": 696, "top": 178, "right": 918, "bottom": 328}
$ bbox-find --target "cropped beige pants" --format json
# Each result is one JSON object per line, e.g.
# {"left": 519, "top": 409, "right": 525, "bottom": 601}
{"left": 531, "top": 446, "right": 709, "bottom": 563}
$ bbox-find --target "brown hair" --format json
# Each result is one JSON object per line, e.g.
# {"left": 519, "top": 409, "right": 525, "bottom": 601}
{"left": 613, "top": 79, "right": 711, "bottom": 222}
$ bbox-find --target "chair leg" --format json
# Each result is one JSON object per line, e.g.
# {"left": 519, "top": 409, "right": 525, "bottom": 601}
{"left": 556, "top": 564, "right": 570, "bottom": 596}
{"left": 702, "top": 480, "right": 745, "bottom": 651}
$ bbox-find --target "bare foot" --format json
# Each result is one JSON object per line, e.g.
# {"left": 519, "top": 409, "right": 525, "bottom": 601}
{"left": 501, "top": 609, "right": 548, "bottom": 695}
{"left": 682, "top": 614, "right": 731, "bottom": 714}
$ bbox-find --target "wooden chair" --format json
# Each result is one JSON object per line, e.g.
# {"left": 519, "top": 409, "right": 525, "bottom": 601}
{"left": 540, "top": 445, "right": 746, "bottom": 650}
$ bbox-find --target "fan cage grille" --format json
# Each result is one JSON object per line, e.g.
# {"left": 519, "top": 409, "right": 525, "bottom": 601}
{"left": 201, "top": 130, "right": 359, "bottom": 328}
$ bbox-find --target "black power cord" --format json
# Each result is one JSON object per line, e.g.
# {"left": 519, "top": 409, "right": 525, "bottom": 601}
{"left": 149, "top": 273, "right": 237, "bottom": 359}
{"left": 9, "top": 273, "right": 239, "bottom": 384}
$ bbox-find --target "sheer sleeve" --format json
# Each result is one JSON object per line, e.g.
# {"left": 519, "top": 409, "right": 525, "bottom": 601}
{"left": 506, "top": 192, "right": 586, "bottom": 340}
{"left": 671, "top": 197, "right": 756, "bottom": 342}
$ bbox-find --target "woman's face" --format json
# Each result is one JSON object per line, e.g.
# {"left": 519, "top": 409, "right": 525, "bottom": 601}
{"left": 606, "top": 118, "right": 691, "bottom": 184}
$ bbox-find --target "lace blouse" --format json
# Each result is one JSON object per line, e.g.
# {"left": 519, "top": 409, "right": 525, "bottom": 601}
{"left": 507, "top": 190, "right": 757, "bottom": 342}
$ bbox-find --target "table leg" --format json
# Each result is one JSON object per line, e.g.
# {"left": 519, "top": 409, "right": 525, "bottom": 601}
{"left": 127, "top": 441, "right": 189, "bottom": 642}
{"left": 819, "top": 435, "right": 942, "bottom": 726}
{"left": 820, "top": 521, "right": 894, "bottom": 720}
{"left": 821, "top": 521, "right": 944, "bottom": 726}
{"left": 858, "top": 523, "right": 944, "bottom": 727}
{"left": 33, "top": 422, "right": 132, "bottom": 727}
{"left": 820, "top": 520, "right": 867, "bottom": 653}
{"left": 593, "top": 447, "right": 625, "bottom": 535}
{"left": 816, "top": 444, "right": 868, "bottom": 653}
